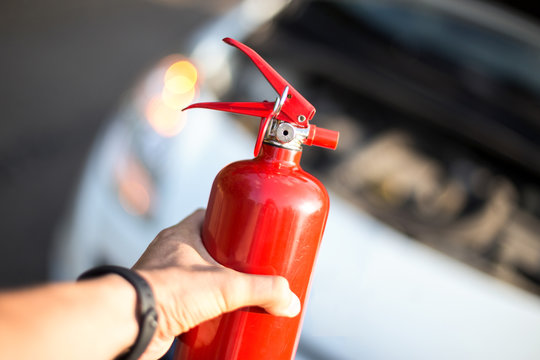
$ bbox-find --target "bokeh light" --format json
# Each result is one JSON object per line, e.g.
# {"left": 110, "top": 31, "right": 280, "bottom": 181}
{"left": 144, "top": 59, "right": 197, "bottom": 136}
{"left": 145, "top": 96, "right": 188, "bottom": 137}
{"left": 162, "top": 60, "right": 198, "bottom": 108}
{"left": 116, "top": 157, "right": 153, "bottom": 216}
{"left": 164, "top": 60, "right": 198, "bottom": 93}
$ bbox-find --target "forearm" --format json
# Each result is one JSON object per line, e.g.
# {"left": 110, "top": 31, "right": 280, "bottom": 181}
{"left": 0, "top": 210, "right": 300, "bottom": 360}
{"left": 0, "top": 275, "right": 138, "bottom": 360}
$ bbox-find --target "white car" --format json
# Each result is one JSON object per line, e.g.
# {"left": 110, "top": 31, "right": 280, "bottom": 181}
{"left": 51, "top": 1, "right": 540, "bottom": 359}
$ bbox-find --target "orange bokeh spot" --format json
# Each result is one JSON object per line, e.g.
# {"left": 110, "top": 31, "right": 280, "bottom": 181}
{"left": 145, "top": 96, "right": 187, "bottom": 137}
{"left": 164, "top": 60, "right": 197, "bottom": 94}
{"left": 161, "top": 86, "right": 196, "bottom": 109}
{"left": 116, "top": 158, "right": 153, "bottom": 216}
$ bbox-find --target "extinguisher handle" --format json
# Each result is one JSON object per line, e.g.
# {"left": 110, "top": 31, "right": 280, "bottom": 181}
{"left": 183, "top": 101, "right": 274, "bottom": 118}
{"left": 221, "top": 38, "right": 315, "bottom": 127}
{"left": 183, "top": 38, "right": 339, "bottom": 155}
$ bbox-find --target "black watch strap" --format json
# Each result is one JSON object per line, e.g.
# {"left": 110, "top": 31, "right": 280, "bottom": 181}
{"left": 78, "top": 265, "right": 158, "bottom": 360}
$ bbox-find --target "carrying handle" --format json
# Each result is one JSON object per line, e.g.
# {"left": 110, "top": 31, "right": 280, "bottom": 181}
{"left": 183, "top": 38, "right": 338, "bottom": 156}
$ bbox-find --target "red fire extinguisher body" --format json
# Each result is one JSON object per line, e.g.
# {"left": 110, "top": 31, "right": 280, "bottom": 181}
{"left": 176, "top": 144, "right": 329, "bottom": 359}
{"left": 176, "top": 37, "right": 339, "bottom": 359}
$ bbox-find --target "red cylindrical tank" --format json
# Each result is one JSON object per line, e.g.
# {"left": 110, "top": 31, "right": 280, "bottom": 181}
{"left": 176, "top": 37, "right": 338, "bottom": 359}
{"left": 175, "top": 143, "right": 329, "bottom": 359}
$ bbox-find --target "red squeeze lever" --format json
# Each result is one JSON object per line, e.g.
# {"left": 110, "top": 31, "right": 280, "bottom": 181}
{"left": 183, "top": 37, "right": 339, "bottom": 156}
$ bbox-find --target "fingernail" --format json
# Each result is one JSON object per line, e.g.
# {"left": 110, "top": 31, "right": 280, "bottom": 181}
{"left": 285, "top": 294, "right": 301, "bottom": 317}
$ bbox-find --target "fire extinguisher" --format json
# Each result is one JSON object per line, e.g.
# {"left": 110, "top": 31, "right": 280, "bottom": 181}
{"left": 175, "top": 38, "right": 339, "bottom": 360}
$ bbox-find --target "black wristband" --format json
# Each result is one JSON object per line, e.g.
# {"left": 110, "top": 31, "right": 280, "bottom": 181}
{"left": 77, "top": 266, "right": 158, "bottom": 360}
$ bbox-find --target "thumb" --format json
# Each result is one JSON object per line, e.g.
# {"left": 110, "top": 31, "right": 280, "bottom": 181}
{"left": 227, "top": 273, "right": 301, "bottom": 318}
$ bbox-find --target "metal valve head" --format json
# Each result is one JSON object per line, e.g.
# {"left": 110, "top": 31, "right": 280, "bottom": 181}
{"left": 183, "top": 38, "right": 339, "bottom": 156}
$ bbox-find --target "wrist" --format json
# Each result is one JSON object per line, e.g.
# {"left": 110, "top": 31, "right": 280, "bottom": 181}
{"left": 135, "top": 268, "right": 180, "bottom": 337}
{"left": 101, "top": 274, "right": 140, "bottom": 351}
{"left": 74, "top": 274, "right": 139, "bottom": 357}
{"left": 78, "top": 266, "right": 158, "bottom": 360}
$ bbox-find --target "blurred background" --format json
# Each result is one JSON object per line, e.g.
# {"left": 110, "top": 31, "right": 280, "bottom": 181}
{"left": 3, "top": 0, "right": 540, "bottom": 359}
{"left": 0, "top": 0, "right": 238, "bottom": 287}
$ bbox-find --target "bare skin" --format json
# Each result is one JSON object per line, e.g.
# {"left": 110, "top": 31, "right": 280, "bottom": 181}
{"left": 0, "top": 209, "right": 300, "bottom": 360}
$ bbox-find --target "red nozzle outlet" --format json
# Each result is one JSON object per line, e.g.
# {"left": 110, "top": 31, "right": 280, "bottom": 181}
{"left": 306, "top": 125, "right": 339, "bottom": 150}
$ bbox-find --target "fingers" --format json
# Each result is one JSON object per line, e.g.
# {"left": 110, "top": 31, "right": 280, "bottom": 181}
{"left": 160, "top": 208, "right": 206, "bottom": 249}
{"left": 176, "top": 209, "right": 206, "bottom": 230}
{"left": 181, "top": 210, "right": 301, "bottom": 318}
{"left": 170, "top": 208, "right": 206, "bottom": 242}
{"left": 172, "top": 209, "right": 226, "bottom": 266}
{"left": 133, "top": 209, "right": 206, "bottom": 269}
{"left": 253, "top": 275, "right": 301, "bottom": 317}
{"left": 226, "top": 273, "right": 301, "bottom": 318}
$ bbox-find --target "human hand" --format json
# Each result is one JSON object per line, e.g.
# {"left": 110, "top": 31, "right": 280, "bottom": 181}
{"left": 132, "top": 209, "right": 301, "bottom": 360}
